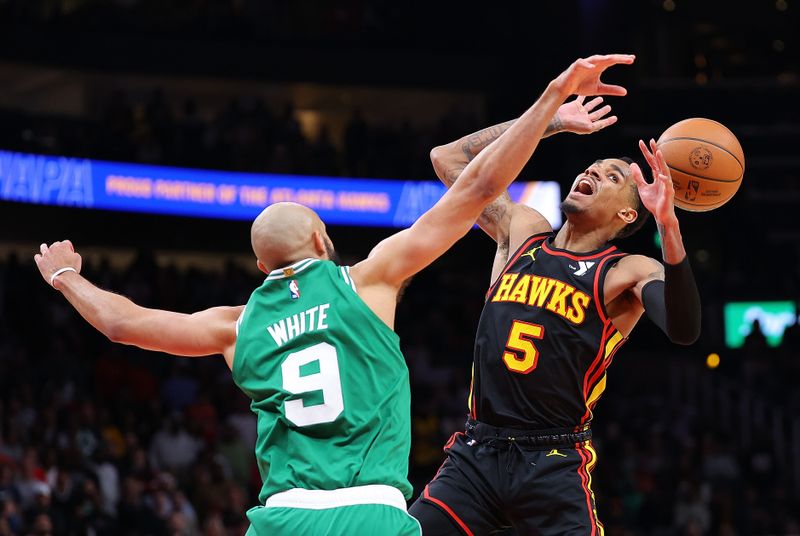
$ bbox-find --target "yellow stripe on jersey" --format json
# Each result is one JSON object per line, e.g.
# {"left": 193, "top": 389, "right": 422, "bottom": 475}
{"left": 585, "top": 330, "right": 625, "bottom": 413}
{"left": 604, "top": 331, "right": 624, "bottom": 359}
{"left": 586, "top": 374, "right": 607, "bottom": 409}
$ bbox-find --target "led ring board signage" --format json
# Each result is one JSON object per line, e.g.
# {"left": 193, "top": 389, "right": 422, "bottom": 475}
{"left": 0, "top": 150, "right": 562, "bottom": 229}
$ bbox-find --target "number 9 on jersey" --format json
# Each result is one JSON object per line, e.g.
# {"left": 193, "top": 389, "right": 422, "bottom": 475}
{"left": 282, "top": 342, "right": 345, "bottom": 427}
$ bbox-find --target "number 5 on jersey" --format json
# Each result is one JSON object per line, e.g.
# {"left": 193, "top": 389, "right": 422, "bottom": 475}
{"left": 502, "top": 320, "right": 545, "bottom": 374}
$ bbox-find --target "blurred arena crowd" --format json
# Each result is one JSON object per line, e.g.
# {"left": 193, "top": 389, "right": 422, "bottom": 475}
{"left": 0, "top": 88, "right": 473, "bottom": 182}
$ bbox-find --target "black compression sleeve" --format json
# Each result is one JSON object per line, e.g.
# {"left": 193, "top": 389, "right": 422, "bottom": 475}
{"left": 641, "top": 256, "right": 701, "bottom": 345}
{"left": 642, "top": 280, "right": 667, "bottom": 333}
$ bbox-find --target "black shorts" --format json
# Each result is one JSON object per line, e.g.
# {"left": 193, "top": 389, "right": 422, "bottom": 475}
{"left": 409, "top": 421, "right": 604, "bottom": 536}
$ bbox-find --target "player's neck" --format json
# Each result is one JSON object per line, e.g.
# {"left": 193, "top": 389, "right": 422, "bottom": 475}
{"left": 552, "top": 221, "right": 613, "bottom": 253}
{"left": 266, "top": 251, "right": 325, "bottom": 273}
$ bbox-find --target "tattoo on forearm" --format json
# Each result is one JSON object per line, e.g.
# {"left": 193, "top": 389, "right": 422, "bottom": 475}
{"left": 546, "top": 113, "right": 563, "bottom": 135}
{"left": 460, "top": 141, "right": 472, "bottom": 162}
{"left": 445, "top": 119, "right": 518, "bottom": 187}
{"left": 460, "top": 119, "right": 517, "bottom": 161}
{"left": 442, "top": 167, "right": 464, "bottom": 187}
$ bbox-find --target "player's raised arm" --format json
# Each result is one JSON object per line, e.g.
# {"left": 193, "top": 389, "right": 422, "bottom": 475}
{"left": 623, "top": 140, "right": 701, "bottom": 345}
{"left": 430, "top": 96, "right": 620, "bottom": 282}
{"left": 34, "top": 241, "right": 242, "bottom": 368}
{"left": 353, "top": 54, "right": 635, "bottom": 289}
{"left": 429, "top": 96, "right": 619, "bottom": 243}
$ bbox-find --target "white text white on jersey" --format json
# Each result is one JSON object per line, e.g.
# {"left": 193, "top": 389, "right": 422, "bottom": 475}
{"left": 266, "top": 303, "right": 330, "bottom": 347}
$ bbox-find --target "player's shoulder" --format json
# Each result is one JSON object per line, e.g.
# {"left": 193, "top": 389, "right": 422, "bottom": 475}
{"left": 510, "top": 202, "right": 553, "bottom": 225}
{"left": 506, "top": 213, "right": 554, "bottom": 256}
{"left": 608, "top": 254, "right": 664, "bottom": 282}
{"left": 507, "top": 204, "right": 553, "bottom": 247}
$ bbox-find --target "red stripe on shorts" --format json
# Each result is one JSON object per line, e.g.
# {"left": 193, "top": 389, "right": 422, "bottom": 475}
{"left": 423, "top": 486, "right": 474, "bottom": 536}
{"left": 575, "top": 443, "right": 597, "bottom": 536}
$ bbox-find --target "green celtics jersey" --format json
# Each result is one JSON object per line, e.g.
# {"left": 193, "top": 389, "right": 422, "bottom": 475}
{"left": 232, "top": 258, "right": 413, "bottom": 504}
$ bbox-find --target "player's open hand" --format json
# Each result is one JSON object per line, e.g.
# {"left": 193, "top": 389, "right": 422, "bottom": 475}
{"left": 554, "top": 96, "right": 617, "bottom": 135}
{"left": 631, "top": 139, "right": 678, "bottom": 225}
{"left": 552, "top": 54, "right": 635, "bottom": 99}
{"left": 34, "top": 240, "right": 82, "bottom": 288}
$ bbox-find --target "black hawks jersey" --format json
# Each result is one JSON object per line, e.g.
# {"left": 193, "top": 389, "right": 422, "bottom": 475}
{"left": 469, "top": 232, "right": 629, "bottom": 430}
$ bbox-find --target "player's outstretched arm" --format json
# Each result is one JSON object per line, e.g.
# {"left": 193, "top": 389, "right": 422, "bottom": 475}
{"left": 622, "top": 140, "right": 701, "bottom": 345}
{"left": 34, "top": 241, "right": 242, "bottom": 368}
{"left": 430, "top": 96, "right": 619, "bottom": 239}
{"left": 354, "top": 54, "right": 635, "bottom": 290}
{"left": 430, "top": 97, "right": 619, "bottom": 281}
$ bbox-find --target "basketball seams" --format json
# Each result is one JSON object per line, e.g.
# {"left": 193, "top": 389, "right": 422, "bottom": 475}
{"left": 658, "top": 136, "right": 744, "bottom": 172}
{"left": 666, "top": 164, "right": 742, "bottom": 184}
{"left": 657, "top": 119, "right": 744, "bottom": 211}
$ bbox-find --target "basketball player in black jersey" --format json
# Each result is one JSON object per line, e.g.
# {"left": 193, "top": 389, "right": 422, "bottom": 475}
{"left": 409, "top": 58, "right": 701, "bottom": 535}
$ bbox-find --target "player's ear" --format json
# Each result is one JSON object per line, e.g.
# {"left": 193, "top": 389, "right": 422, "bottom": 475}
{"left": 617, "top": 206, "right": 638, "bottom": 225}
{"left": 312, "top": 231, "right": 327, "bottom": 259}
{"left": 256, "top": 259, "right": 269, "bottom": 274}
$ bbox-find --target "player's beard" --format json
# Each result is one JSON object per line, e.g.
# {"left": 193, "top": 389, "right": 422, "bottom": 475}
{"left": 324, "top": 239, "right": 341, "bottom": 265}
{"left": 560, "top": 198, "right": 583, "bottom": 214}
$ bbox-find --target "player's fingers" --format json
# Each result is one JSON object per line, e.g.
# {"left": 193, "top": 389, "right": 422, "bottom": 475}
{"left": 40, "top": 243, "right": 49, "bottom": 255}
{"left": 638, "top": 140, "right": 658, "bottom": 168}
{"left": 629, "top": 163, "right": 648, "bottom": 187}
{"left": 587, "top": 54, "right": 635, "bottom": 66}
{"left": 664, "top": 176, "right": 676, "bottom": 202}
{"left": 63, "top": 239, "right": 74, "bottom": 252}
{"left": 583, "top": 96, "right": 603, "bottom": 112}
{"left": 650, "top": 139, "right": 661, "bottom": 166}
{"left": 639, "top": 141, "right": 658, "bottom": 168}
{"left": 34, "top": 253, "right": 42, "bottom": 265}
{"left": 575, "top": 95, "right": 586, "bottom": 106}
{"left": 596, "top": 83, "right": 627, "bottom": 96}
{"left": 592, "top": 58, "right": 636, "bottom": 73}
{"left": 656, "top": 173, "right": 666, "bottom": 199}
{"left": 593, "top": 115, "right": 617, "bottom": 131}
{"left": 656, "top": 149, "right": 669, "bottom": 173}
{"left": 589, "top": 104, "right": 612, "bottom": 121}
{"left": 659, "top": 173, "right": 673, "bottom": 195}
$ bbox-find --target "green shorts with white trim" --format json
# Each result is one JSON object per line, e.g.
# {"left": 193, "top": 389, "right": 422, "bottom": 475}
{"left": 245, "top": 485, "right": 421, "bottom": 536}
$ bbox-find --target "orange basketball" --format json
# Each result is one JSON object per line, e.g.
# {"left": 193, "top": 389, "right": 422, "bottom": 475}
{"left": 656, "top": 118, "right": 744, "bottom": 212}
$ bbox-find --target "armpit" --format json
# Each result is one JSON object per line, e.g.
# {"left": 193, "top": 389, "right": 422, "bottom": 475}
{"left": 477, "top": 192, "right": 512, "bottom": 229}
{"left": 606, "top": 289, "right": 646, "bottom": 337}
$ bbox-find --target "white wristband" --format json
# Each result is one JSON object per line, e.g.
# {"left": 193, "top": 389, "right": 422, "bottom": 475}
{"left": 50, "top": 267, "right": 77, "bottom": 287}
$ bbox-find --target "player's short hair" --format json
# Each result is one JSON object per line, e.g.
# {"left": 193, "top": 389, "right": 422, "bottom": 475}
{"left": 615, "top": 157, "right": 651, "bottom": 239}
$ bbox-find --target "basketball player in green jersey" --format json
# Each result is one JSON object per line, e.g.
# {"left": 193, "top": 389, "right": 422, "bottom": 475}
{"left": 33, "top": 54, "right": 635, "bottom": 535}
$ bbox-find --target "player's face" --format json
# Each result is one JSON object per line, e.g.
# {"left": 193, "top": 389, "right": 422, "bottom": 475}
{"left": 562, "top": 158, "right": 634, "bottom": 217}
